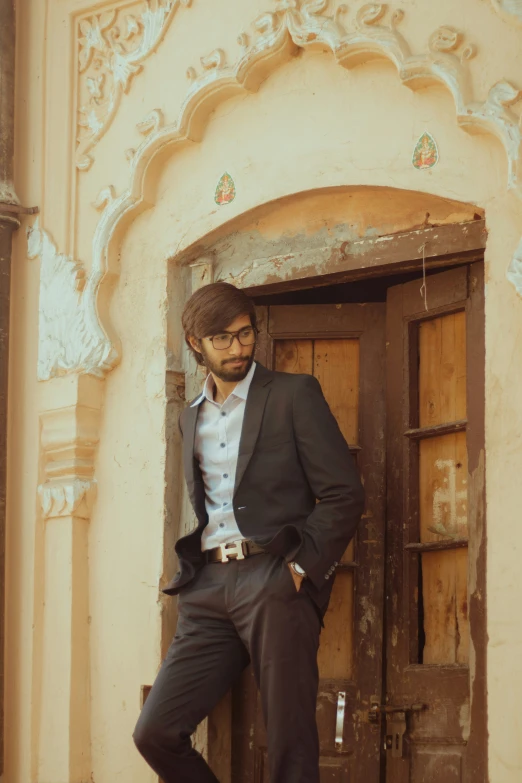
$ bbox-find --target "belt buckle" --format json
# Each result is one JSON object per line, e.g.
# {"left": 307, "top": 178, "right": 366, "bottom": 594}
{"left": 220, "top": 540, "right": 246, "bottom": 563}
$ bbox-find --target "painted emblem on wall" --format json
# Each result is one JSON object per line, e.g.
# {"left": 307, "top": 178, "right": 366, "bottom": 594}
{"left": 215, "top": 173, "right": 236, "bottom": 205}
{"left": 412, "top": 132, "right": 439, "bottom": 170}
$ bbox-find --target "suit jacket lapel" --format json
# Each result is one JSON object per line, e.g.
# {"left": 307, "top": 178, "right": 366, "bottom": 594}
{"left": 234, "top": 365, "right": 273, "bottom": 496}
{"left": 182, "top": 403, "right": 201, "bottom": 509}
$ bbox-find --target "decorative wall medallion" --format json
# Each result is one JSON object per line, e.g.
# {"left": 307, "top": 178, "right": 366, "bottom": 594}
{"left": 412, "top": 132, "right": 439, "bottom": 170}
{"left": 76, "top": 0, "right": 192, "bottom": 171}
{"left": 215, "top": 173, "right": 236, "bottom": 205}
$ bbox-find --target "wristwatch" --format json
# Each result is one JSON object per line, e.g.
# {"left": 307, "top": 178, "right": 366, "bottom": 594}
{"left": 290, "top": 561, "right": 306, "bottom": 578}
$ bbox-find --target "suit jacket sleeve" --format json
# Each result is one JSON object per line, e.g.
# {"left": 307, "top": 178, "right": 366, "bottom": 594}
{"left": 291, "top": 375, "right": 365, "bottom": 591}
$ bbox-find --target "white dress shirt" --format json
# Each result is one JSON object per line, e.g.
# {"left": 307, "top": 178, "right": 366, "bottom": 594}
{"left": 192, "top": 361, "right": 257, "bottom": 551}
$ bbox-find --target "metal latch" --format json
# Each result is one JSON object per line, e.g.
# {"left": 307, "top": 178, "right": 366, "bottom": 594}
{"left": 384, "top": 711, "right": 407, "bottom": 758}
{"left": 368, "top": 700, "right": 426, "bottom": 759}
{"left": 368, "top": 702, "right": 426, "bottom": 722}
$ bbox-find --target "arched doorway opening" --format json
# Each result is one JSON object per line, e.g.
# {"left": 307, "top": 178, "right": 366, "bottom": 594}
{"left": 169, "top": 187, "right": 487, "bottom": 782}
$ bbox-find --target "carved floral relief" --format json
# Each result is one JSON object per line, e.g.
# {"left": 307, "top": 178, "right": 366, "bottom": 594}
{"left": 76, "top": 0, "right": 192, "bottom": 171}
{"left": 27, "top": 219, "right": 118, "bottom": 380}
{"left": 33, "top": 0, "right": 522, "bottom": 394}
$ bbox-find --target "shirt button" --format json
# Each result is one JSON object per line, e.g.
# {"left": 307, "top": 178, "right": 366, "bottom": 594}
{"left": 219, "top": 523, "right": 225, "bottom": 528}
{"left": 221, "top": 411, "right": 226, "bottom": 417}
{"left": 220, "top": 443, "right": 226, "bottom": 448}
{"left": 223, "top": 473, "right": 228, "bottom": 478}
{"left": 223, "top": 502, "right": 228, "bottom": 507}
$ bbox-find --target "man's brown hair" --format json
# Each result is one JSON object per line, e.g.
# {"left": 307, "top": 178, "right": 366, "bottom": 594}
{"left": 182, "top": 282, "right": 257, "bottom": 365}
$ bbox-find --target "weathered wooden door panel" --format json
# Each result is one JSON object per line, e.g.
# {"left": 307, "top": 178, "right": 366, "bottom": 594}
{"left": 410, "top": 748, "right": 464, "bottom": 782}
{"left": 384, "top": 264, "right": 486, "bottom": 783}
{"left": 231, "top": 303, "right": 387, "bottom": 782}
{"left": 232, "top": 269, "right": 485, "bottom": 782}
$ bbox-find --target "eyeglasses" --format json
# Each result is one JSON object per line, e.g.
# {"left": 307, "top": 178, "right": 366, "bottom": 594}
{"left": 206, "top": 326, "right": 257, "bottom": 350}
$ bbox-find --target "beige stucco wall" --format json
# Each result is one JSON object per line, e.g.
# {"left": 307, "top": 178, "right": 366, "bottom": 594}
{"left": 5, "top": 0, "right": 522, "bottom": 782}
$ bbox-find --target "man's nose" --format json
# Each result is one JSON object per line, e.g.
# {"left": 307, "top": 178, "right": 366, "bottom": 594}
{"left": 228, "top": 335, "right": 245, "bottom": 355}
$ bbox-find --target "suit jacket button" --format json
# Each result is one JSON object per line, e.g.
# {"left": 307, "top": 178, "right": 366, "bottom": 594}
{"left": 325, "top": 574, "right": 330, "bottom": 580}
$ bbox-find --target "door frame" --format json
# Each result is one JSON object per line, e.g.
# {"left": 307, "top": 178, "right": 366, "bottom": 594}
{"left": 201, "top": 220, "right": 488, "bottom": 781}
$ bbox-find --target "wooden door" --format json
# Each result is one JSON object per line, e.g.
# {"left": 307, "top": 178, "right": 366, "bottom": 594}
{"left": 384, "top": 264, "right": 486, "bottom": 781}
{"left": 232, "top": 303, "right": 387, "bottom": 782}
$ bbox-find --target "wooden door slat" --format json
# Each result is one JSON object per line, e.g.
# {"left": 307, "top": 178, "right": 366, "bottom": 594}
{"left": 274, "top": 339, "right": 313, "bottom": 375}
{"left": 419, "top": 312, "right": 467, "bottom": 428}
{"left": 317, "top": 572, "right": 355, "bottom": 680}
{"left": 419, "top": 431, "right": 468, "bottom": 543}
{"left": 405, "top": 540, "right": 468, "bottom": 553}
{"left": 313, "top": 339, "right": 359, "bottom": 447}
{"left": 405, "top": 420, "right": 467, "bottom": 439}
{"left": 422, "top": 548, "right": 469, "bottom": 665}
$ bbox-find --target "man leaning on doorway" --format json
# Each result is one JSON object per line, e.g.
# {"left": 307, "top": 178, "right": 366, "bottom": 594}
{"left": 133, "top": 282, "right": 365, "bottom": 783}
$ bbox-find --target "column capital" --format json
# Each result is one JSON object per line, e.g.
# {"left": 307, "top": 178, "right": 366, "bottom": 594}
{"left": 38, "top": 374, "right": 104, "bottom": 520}
{"left": 38, "top": 478, "right": 96, "bottom": 520}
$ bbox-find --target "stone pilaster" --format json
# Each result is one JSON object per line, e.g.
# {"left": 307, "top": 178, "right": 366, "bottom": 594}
{"left": 36, "top": 374, "right": 104, "bottom": 783}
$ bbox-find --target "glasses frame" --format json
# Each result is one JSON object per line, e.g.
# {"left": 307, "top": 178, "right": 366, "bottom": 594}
{"left": 205, "top": 326, "right": 258, "bottom": 351}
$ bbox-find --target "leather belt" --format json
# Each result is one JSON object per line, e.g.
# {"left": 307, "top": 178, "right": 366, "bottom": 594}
{"left": 205, "top": 539, "right": 266, "bottom": 564}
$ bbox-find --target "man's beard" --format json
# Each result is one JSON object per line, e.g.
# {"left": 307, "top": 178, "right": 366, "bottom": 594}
{"left": 200, "top": 347, "right": 255, "bottom": 383}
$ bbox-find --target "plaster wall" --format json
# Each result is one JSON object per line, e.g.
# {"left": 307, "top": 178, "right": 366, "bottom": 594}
{"left": 4, "top": 1, "right": 522, "bottom": 782}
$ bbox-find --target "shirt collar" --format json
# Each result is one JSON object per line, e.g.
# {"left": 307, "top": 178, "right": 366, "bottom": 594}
{"left": 190, "top": 361, "right": 257, "bottom": 407}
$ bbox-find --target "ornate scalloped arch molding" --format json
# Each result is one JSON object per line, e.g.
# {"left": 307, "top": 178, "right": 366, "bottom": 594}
{"left": 76, "top": 0, "right": 193, "bottom": 171}
{"left": 490, "top": 0, "right": 522, "bottom": 26}
{"left": 32, "top": 0, "right": 522, "bottom": 379}
{"left": 27, "top": 218, "right": 118, "bottom": 380}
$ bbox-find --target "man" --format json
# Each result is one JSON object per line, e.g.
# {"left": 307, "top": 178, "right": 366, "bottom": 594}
{"left": 133, "top": 282, "right": 365, "bottom": 783}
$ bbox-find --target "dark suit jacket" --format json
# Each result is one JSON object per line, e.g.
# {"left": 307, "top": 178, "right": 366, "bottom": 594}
{"left": 162, "top": 363, "right": 365, "bottom": 614}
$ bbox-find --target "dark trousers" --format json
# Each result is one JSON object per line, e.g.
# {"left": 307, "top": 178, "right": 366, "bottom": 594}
{"left": 133, "top": 553, "right": 322, "bottom": 783}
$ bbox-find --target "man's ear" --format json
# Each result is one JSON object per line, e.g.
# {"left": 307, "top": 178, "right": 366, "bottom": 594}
{"left": 188, "top": 335, "right": 200, "bottom": 352}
